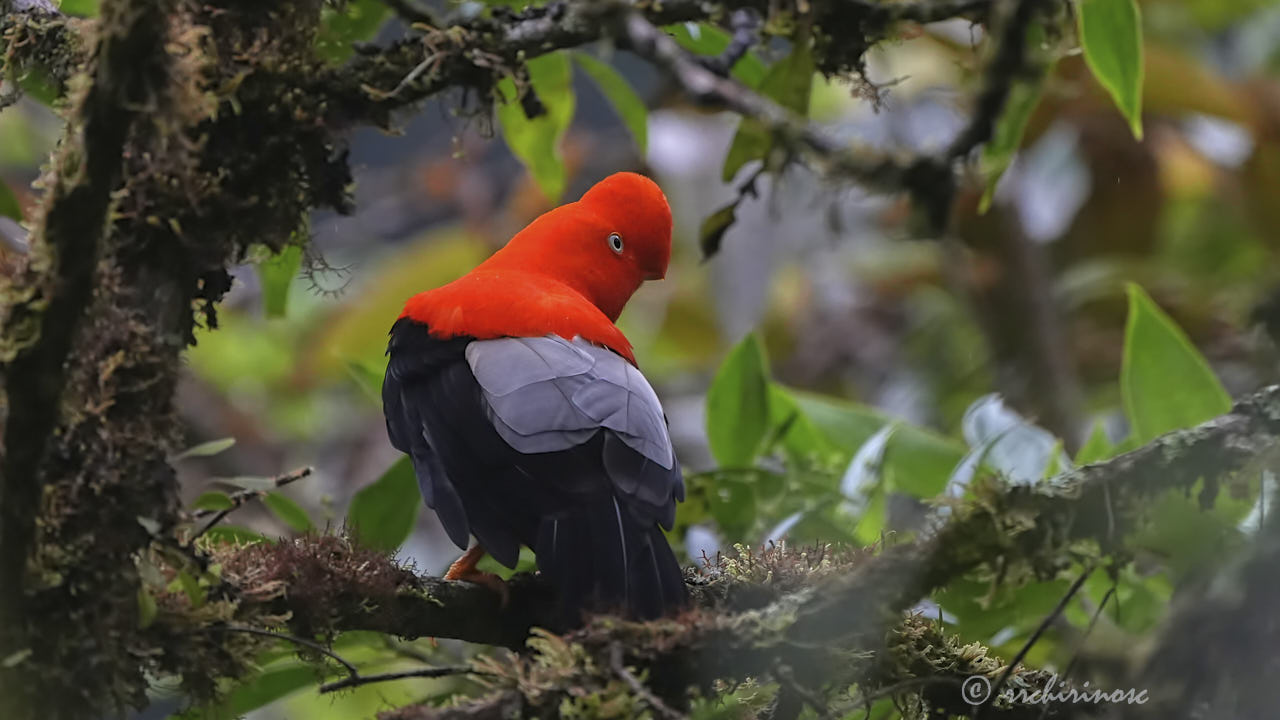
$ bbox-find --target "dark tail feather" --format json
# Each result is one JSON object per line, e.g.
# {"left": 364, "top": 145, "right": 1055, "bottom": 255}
{"left": 536, "top": 494, "right": 687, "bottom": 626}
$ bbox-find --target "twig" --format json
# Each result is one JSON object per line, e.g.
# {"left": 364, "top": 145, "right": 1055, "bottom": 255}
{"left": 846, "top": 676, "right": 963, "bottom": 713}
{"left": 980, "top": 564, "right": 1095, "bottom": 717}
{"left": 945, "top": 0, "right": 1048, "bottom": 160}
{"left": 209, "top": 624, "right": 359, "bottom": 675}
{"left": 188, "top": 466, "right": 313, "bottom": 541}
{"left": 320, "top": 665, "right": 480, "bottom": 694}
{"left": 205, "top": 624, "right": 483, "bottom": 696}
{"left": 698, "top": 8, "right": 759, "bottom": 76}
{"left": 613, "top": 12, "right": 911, "bottom": 191}
{"left": 1040, "top": 583, "right": 1115, "bottom": 720}
{"left": 774, "top": 663, "right": 834, "bottom": 720}
{"left": 609, "top": 644, "right": 686, "bottom": 720}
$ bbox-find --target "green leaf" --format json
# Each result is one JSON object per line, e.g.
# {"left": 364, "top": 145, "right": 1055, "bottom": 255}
{"left": 136, "top": 587, "right": 157, "bottom": 629}
{"left": 706, "top": 333, "right": 772, "bottom": 467}
{"left": 775, "top": 387, "right": 965, "bottom": 498}
{"left": 497, "top": 52, "right": 575, "bottom": 202}
{"left": 315, "top": 0, "right": 390, "bottom": 64}
{"left": 58, "top": 0, "right": 99, "bottom": 16}
{"left": 191, "top": 491, "right": 234, "bottom": 512}
{"left": 698, "top": 201, "right": 738, "bottom": 259}
{"left": 168, "top": 571, "right": 207, "bottom": 609}
{"left": 176, "top": 662, "right": 322, "bottom": 720}
{"left": 1078, "top": 0, "right": 1145, "bottom": 139}
{"left": 0, "top": 181, "right": 22, "bottom": 221}
{"left": 1074, "top": 421, "right": 1115, "bottom": 465}
{"left": 573, "top": 53, "right": 647, "bottom": 155}
{"left": 980, "top": 22, "right": 1053, "bottom": 211}
{"left": 666, "top": 23, "right": 766, "bottom": 87}
{"left": 200, "top": 525, "right": 267, "bottom": 545}
{"left": 1121, "top": 283, "right": 1230, "bottom": 443}
{"left": 263, "top": 492, "right": 313, "bottom": 534}
{"left": 705, "top": 477, "right": 757, "bottom": 539}
{"left": 722, "top": 38, "right": 814, "bottom": 182}
{"left": 347, "top": 457, "right": 421, "bottom": 552}
{"left": 1133, "top": 488, "right": 1250, "bottom": 578}
{"left": 344, "top": 358, "right": 384, "bottom": 404}
{"left": 174, "top": 437, "right": 236, "bottom": 461}
{"left": 257, "top": 245, "right": 303, "bottom": 319}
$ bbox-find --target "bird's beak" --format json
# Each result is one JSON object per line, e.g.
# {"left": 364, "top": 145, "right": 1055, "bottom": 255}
{"left": 644, "top": 268, "right": 666, "bottom": 281}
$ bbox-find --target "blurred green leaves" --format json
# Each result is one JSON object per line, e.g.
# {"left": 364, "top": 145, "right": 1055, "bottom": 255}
{"left": 666, "top": 23, "right": 766, "bottom": 87}
{"left": 1121, "top": 283, "right": 1230, "bottom": 443}
{"left": 574, "top": 53, "right": 647, "bottom": 156}
{"left": 698, "top": 200, "right": 739, "bottom": 260}
{"left": 315, "top": 0, "right": 390, "bottom": 64}
{"left": 57, "top": 0, "right": 99, "bottom": 16}
{"left": 980, "top": 22, "right": 1054, "bottom": 211}
{"left": 722, "top": 38, "right": 814, "bottom": 182}
{"left": 263, "top": 491, "right": 314, "bottom": 533}
{"left": 0, "top": 181, "right": 22, "bottom": 221}
{"left": 706, "top": 333, "right": 771, "bottom": 467}
{"left": 497, "top": 52, "right": 575, "bottom": 202}
{"left": 174, "top": 437, "right": 236, "bottom": 461}
{"left": 346, "top": 457, "right": 420, "bottom": 552}
{"left": 1078, "top": 0, "right": 1145, "bottom": 139}
{"left": 256, "top": 244, "right": 303, "bottom": 319}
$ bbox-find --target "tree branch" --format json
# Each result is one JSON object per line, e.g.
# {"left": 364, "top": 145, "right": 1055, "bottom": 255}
{"left": 0, "top": 0, "right": 174, "bottom": 712}
{"left": 208, "top": 387, "right": 1280, "bottom": 718}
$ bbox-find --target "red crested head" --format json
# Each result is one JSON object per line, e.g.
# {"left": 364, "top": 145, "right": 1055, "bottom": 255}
{"left": 476, "top": 172, "right": 674, "bottom": 321}
{"left": 398, "top": 172, "right": 674, "bottom": 363}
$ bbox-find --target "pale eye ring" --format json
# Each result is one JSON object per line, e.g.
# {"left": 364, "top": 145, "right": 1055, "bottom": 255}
{"left": 607, "top": 232, "right": 624, "bottom": 254}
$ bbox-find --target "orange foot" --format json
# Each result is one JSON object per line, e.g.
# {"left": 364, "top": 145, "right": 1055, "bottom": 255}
{"left": 444, "top": 545, "right": 510, "bottom": 607}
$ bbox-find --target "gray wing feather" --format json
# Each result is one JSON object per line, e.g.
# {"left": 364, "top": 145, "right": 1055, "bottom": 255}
{"left": 466, "top": 336, "right": 676, "bottom": 470}
{"left": 465, "top": 334, "right": 594, "bottom": 396}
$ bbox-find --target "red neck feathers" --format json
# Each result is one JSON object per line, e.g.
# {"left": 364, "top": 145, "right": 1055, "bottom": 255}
{"left": 398, "top": 173, "right": 673, "bottom": 365}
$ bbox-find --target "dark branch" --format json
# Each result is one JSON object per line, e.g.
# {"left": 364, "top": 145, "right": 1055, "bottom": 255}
{"left": 610, "top": 643, "right": 687, "bottom": 720}
{"left": 946, "top": 0, "right": 1049, "bottom": 160}
{"left": 218, "top": 387, "right": 1280, "bottom": 718}
{"left": 1126, "top": 470, "right": 1280, "bottom": 718}
{"left": 696, "top": 8, "right": 759, "bottom": 77}
{"left": 320, "top": 665, "right": 481, "bottom": 694}
{"left": 614, "top": 12, "right": 913, "bottom": 191}
{"left": 0, "top": 0, "right": 174, "bottom": 710}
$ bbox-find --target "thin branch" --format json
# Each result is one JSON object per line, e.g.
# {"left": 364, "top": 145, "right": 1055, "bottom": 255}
{"left": 614, "top": 11, "right": 913, "bottom": 191}
{"left": 982, "top": 565, "right": 1094, "bottom": 717}
{"left": 774, "top": 663, "right": 835, "bottom": 720}
{"left": 610, "top": 644, "right": 686, "bottom": 720}
{"left": 209, "top": 624, "right": 359, "bottom": 675}
{"left": 188, "top": 466, "right": 314, "bottom": 541}
{"left": 697, "top": 8, "right": 759, "bottom": 77}
{"left": 320, "top": 665, "right": 481, "bottom": 694}
{"left": 945, "top": 0, "right": 1047, "bottom": 160}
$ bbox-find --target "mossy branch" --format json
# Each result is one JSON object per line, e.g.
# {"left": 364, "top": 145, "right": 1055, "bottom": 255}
{"left": 209, "top": 386, "right": 1280, "bottom": 717}
{"left": 0, "top": 0, "right": 175, "bottom": 712}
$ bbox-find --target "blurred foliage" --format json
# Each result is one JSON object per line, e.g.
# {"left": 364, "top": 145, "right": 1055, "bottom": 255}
{"left": 0, "top": 180, "right": 23, "bottom": 221}
{"left": 496, "top": 53, "right": 576, "bottom": 202}
{"left": 3, "top": 0, "right": 1277, "bottom": 716}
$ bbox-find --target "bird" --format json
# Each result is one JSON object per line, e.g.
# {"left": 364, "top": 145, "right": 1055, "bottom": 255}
{"left": 381, "top": 172, "right": 687, "bottom": 623}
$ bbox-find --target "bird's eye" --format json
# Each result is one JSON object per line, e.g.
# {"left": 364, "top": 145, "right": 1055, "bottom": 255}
{"left": 607, "top": 232, "right": 624, "bottom": 254}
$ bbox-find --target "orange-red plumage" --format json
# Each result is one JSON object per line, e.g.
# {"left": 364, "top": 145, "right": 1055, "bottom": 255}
{"left": 399, "top": 172, "right": 673, "bottom": 364}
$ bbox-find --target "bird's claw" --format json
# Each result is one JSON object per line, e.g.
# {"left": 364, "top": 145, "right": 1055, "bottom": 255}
{"left": 451, "top": 568, "right": 510, "bottom": 608}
